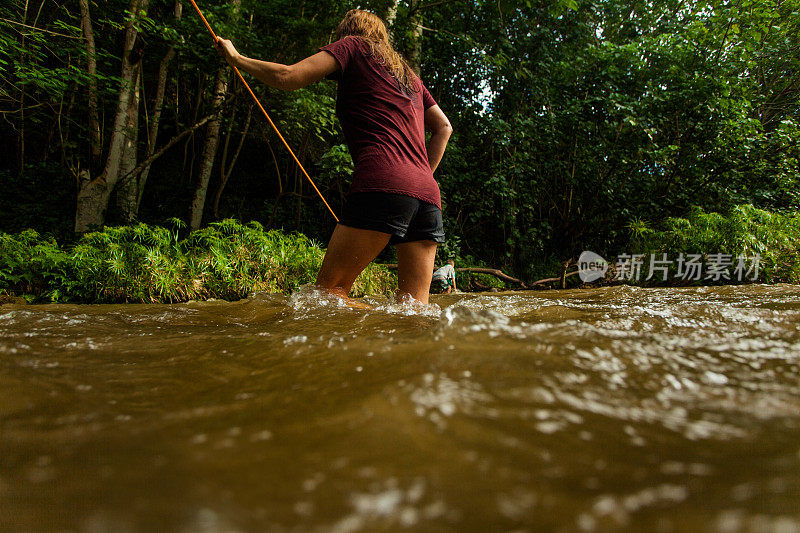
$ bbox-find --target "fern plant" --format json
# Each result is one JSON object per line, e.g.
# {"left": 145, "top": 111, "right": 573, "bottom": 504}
{"left": 631, "top": 204, "right": 800, "bottom": 283}
{"left": 1, "top": 220, "right": 397, "bottom": 303}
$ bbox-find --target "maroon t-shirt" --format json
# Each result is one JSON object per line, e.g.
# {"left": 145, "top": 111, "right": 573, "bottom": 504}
{"left": 320, "top": 36, "right": 441, "bottom": 208}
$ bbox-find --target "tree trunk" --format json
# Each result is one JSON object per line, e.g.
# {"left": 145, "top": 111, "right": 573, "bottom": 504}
{"left": 385, "top": 0, "right": 422, "bottom": 74}
{"left": 115, "top": 65, "right": 142, "bottom": 224}
{"left": 188, "top": 66, "right": 228, "bottom": 230}
{"left": 118, "top": 114, "right": 215, "bottom": 184}
{"left": 75, "top": 0, "right": 150, "bottom": 232}
{"left": 213, "top": 103, "right": 252, "bottom": 219}
{"left": 17, "top": 0, "right": 29, "bottom": 177}
{"left": 79, "top": 0, "right": 101, "bottom": 166}
{"left": 407, "top": 12, "right": 424, "bottom": 74}
{"left": 385, "top": 0, "right": 399, "bottom": 29}
{"left": 183, "top": 72, "right": 206, "bottom": 179}
{"left": 136, "top": 0, "right": 182, "bottom": 212}
{"left": 188, "top": 0, "right": 239, "bottom": 230}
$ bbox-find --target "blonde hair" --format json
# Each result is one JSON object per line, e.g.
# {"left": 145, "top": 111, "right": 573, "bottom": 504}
{"left": 333, "top": 9, "right": 417, "bottom": 93}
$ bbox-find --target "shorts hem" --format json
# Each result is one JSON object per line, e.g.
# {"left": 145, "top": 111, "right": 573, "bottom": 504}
{"left": 338, "top": 219, "right": 400, "bottom": 237}
{"left": 390, "top": 233, "right": 446, "bottom": 245}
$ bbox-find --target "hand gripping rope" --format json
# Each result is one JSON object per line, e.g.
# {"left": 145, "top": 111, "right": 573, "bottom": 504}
{"left": 187, "top": 0, "right": 339, "bottom": 222}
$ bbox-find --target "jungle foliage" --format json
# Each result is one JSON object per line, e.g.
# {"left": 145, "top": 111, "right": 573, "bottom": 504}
{"left": 1, "top": 0, "right": 798, "bottom": 285}
{"left": 0, "top": 221, "right": 396, "bottom": 303}
{"left": 630, "top": 204, "right": 800, "bottom": 283}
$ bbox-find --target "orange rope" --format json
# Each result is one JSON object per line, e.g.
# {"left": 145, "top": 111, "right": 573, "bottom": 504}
{"left": 187, "top": 0, "right": 339, "bottom": 222}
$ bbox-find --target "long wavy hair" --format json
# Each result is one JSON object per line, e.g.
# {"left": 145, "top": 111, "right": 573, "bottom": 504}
{"left": 332, "top": 9, "right": 417, "bottom": 93}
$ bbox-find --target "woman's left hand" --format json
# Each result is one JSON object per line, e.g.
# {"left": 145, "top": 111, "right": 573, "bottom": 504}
{"left": 215, "top": 37, "right": 240, "bottom": 67}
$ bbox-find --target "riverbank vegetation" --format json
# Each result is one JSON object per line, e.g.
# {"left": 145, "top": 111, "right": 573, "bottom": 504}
{"left": 0, "top": 221, "right": 395, "bottom": 303}
{"left": 4, "top": 205, "right": 797, "bottom": 305}
{"left": 630, "top": 205, "right": 800, "bottom": 284}
{"left": 1, "top": 0, "right": 798, "bottom": 293}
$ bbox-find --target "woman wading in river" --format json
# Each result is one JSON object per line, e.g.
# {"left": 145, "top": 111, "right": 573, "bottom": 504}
{"left": 215, "top": 9, "right": 452, "bottom": 305}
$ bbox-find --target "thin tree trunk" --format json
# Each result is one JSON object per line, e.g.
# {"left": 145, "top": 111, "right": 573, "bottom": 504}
{"left": 188, "top": 66, "right": 228, "bottom": 230}
{"left": 79, "top": 0, "right": 101, "bottom": 166}
{"left": 139, "top": 1, "right": 182, "bottom": 194}
{"left": 120, "top": 114, "right": 215, "bottom": 183}
{"left": 115, "top": 65, "right": 142, "bottom": 223}
{"left": 385, "top": 0, "right": 422, "bottom": 73}
{"left": 17, "top": 0, "right": 29, "bottom": 176}
{"left": 183, "top": 72, "right": 205, "bottom": 178}
{"left": 58, "top": 82, "right": 77, "bottom": 167}
{"left": 266, "top": 139, "right": 283, "bottom": 195}
{"left": 385, "top": 0, "right": 399, "bottom": 29}
{"left": 136, "top": 0, "right": 182, "bottom": 212}
{"left": 188, "top": 0, "right": 239, "bottom": 230}
{"left": 408, "top": 12, "right": 423, "bottom": 74}
{"left": 213, "top": 103, "right": 252, "bottom": 219}
{"left": 75, "top": 0, "right": 150, "bottom": 232}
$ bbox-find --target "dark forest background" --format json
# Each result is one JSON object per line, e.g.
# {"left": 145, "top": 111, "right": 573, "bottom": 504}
{"left": 1, "top": 0, "right": 798, "bottom": 281}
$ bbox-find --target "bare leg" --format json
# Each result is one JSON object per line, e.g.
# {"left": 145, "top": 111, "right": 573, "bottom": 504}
{"left": 396, "top": 240, "right": 438, "bottom": 304}
{"left": 316, "top": 224, "right": 391, "bottom": 298}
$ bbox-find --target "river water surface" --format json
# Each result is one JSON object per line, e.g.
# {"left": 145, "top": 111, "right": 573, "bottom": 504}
{"left": 2, "top": 285, "right": 800, "bottom": 531}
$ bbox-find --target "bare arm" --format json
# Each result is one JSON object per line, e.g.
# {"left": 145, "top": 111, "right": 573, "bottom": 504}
{"left": 215, "top": 37, "right": 338, "bottom": 91}
{"left": 424, "top": 105, "right": 453, "bottom": 173}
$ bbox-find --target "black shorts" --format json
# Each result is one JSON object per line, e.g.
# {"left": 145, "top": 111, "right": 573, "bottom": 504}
{"left": 340, "top": 192, "right": 446, "bottom": 245}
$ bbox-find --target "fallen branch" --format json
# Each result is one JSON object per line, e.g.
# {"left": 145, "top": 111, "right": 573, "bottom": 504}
{"left": 381, "top": 264, "right": 528, "bottom": 288}
{"left": 530, "top": 270, "right": 581, "bottom": 286}
{"left": 455, "top": 267, "right": 527, "bottom": 288}
{"left": 381, "top": 262, "right": 590, "bottom": 290}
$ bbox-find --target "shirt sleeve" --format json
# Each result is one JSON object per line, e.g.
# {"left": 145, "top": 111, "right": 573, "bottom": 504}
{"left": 319, "top": 36, "right": 360, "bottom": 80}
{"left": 421, "top": 83, "right": 438, "bottom": 110}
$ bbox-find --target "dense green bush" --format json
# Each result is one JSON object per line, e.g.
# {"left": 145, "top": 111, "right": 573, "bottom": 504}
{"left": 0, "top": 229, "right": 72, "bottom": 301}
{"left": 0, "top": 220, "right": 396, "bottom": 303}
{"left": 630, "top": 205, "right": 800, "bottom": 283}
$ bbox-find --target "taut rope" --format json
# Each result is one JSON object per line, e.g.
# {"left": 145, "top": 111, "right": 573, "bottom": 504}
{"left": 188, "top": 0, "right": 339, "bottom": 222}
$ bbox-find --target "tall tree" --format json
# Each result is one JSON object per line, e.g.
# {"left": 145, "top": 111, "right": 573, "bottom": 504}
{"left": 188, "top": 0, "right": 240, "bottom": 230}
{"left": 79, "top": 0, "right": 101, "bottom": 167}
{"left": 74, "top": 0, "right": 150, "bottom": 232}
{"left": 188, "top": 66, "right": 229, "bottom": 230}
{"left": 135, "top": 0, "right": 183, "bottom": 215}
{"left": 114, "top": 63, "right": 142, "bottom": 224}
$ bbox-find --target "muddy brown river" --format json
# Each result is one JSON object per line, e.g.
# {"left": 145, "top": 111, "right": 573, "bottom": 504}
{"left": 2, "top": 285, "right": 800, "bottom": 531}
